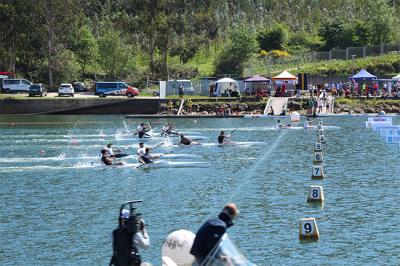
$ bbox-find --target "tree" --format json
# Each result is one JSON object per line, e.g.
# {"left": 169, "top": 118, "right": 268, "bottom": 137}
{"left": 98, "top": 28, "right": 132, "bottom": 80}
{"left": 257, "top": 24, "right": 288, "bottom": 51}
{"left": 71, "top": 25, "right": 98, "bottom": 78}
{"left": 319, "top": 19, "right": 353, "bottom": 50}
{"left": 215, "top": 27, "right": 258, "bottom": 75}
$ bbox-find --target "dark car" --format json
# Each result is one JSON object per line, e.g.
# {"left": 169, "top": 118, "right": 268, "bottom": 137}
{"left": 29, "top": 84, "right": 47, "bottom": 97}
{"left": 72, "top": 82, "right": 87, "bottom": 92}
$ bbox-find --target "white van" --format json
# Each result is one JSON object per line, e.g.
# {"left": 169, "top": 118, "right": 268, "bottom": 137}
{"left": 2, "top": 79, "right": 32, "bottom": 93}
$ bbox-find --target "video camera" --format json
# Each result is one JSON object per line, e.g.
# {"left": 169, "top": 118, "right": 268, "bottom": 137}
{"left": 119, "top": 200, "right": 144, "bottom": 233}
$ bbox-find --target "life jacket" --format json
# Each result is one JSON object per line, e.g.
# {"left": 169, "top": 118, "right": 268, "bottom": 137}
{"left": 110, "top": 228, "right": 141, "bottom": 266}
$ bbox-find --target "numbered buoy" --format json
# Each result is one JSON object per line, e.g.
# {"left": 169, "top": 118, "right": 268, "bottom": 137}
{"left": 317, "top": 118, "right": 323, "bottom": 125}
{"left": 317, "top": 129, "right": 324, "bottom": 136}
{"left": 307, "top": 186, "right": 324, "bottom": 202}
{"left": 314, "top": 142, "right": 323, "bottom": 152}
{"left": 317, "top": 125, "right": 323, "bottom": 130}
{"left": 312, "top": 165, "right": 324, "bottom": 179}
{"left": 299, "top": 218, "right": 320, "bottom": 240}
{"left": 318, "top": 134, "right": 326, "bottom": 143}
{"left": 291, "top": 112, "right": 300, "bottom": 122}
{"left": 313, "top": 152, "right": 324, "bottom": 164}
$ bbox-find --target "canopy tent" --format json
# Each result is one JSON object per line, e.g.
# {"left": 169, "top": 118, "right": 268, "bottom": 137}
{"left": 244, "top": 75, "right": 270, "bottom": 82}
{"left": 215, "top": 77, "right": 240, "bottom": 96}
{"left": 392, "top": 74, "right": 400, "bottom": 80}
{"left": 244, "top": 75, "right": 270, "bottom": 96}
{"left": 350, "top": 69, "right": 377, "bottom": 80}
{"left": 271, "top": 70, "right": 297, "bottom": 80}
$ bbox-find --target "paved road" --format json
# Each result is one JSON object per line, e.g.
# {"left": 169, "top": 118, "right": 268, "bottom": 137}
{"left": 1, "top": 91, "right": 158, "bottom": 99}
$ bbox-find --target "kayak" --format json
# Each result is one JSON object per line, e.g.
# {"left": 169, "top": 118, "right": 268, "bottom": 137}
{"left": 135, "top": 160, "right": 208, "bottom": 169}
{"left": 151, "top": 153, "right": 202, "bottom": 159}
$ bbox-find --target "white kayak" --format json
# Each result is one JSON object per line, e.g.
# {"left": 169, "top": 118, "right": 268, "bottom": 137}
{"left": 135, "top": 160, "right": 208, "bottom": 169}
{"left": 152, "top": 153, "right": 202, "bottom": 159}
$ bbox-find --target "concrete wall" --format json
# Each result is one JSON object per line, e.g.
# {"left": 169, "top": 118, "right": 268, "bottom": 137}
{"left": 0, "top": 98, "right": 160, "bottom": 114}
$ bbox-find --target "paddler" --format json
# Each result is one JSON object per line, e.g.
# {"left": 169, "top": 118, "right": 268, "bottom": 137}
{"left": 104, "top": 142, "right": 127, "bottom": 158}
{"left": 161, "top": 123, "right": 179, "bottom": 136}
{"left": 140, "top": 148, "right": 156, "bottom": 164}
{"left": 303, "top": 119, "right": 313, "bottom": 129}
{"left": 101, "top": 149, "right": 123, "bottom": 165}
{"left": 136, "top": 122, "right": 151, "bottom": 138}
{"left": 179, "top": 134, "right": 192, "bottom": 146}
{"left": 217, "top": 131, "right": 230, "bottom": 144}
{"left": 276, "top": 119, "right": 291, "bottom": 128}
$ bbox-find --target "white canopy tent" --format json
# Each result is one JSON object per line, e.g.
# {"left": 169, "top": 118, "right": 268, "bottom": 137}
{"left": 215, "top": 77, "right": 240, "bottom": 96}
{"left": 392, "top": 74, "right": 400, "bottom": 80}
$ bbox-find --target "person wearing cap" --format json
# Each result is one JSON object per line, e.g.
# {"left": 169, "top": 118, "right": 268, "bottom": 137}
{"left": 110, "top": 209, "right": 150, "bottom": 266}
{"left": 104, "top": 142, "right": 126, "bottom": 158}
{"left": 190, "top": 203, "right": 239, "bottom": 264}
{"left": 101, "top": 149, "right": 123, "bottom": 166}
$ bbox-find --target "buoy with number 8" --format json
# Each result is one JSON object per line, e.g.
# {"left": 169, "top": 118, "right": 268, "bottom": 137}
{"left": 312, "top": 165, "right": 324, "bottom": 179}
{"left": 313, "top": 152, "right": 324, "bottom": 164}
{"left": 314, "top": 142, "right": 323, "bottom": 152}
{"left": 299, "top": 218, "right": 320, "bottom": 240}
{"left": 307, "top": 186, "right": 324, "bottom": 202}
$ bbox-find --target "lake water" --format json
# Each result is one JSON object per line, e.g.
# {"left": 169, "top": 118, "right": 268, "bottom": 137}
{"left": 0, "top": 115, "right": 399, "bottom": 265}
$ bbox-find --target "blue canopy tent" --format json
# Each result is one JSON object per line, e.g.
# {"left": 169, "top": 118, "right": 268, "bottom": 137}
{"left": 350, "top": 69, "right": 377, "bottom": 81}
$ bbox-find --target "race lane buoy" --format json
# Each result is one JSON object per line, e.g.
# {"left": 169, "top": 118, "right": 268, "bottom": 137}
{"left": 291, "top": 112, "right": 300, "bottom": 122}
{"left": 299, "top": 218, "right": 320, "bottom": 240}
{"left": 318, "top": 134, "right": 326, "bottom": 143}
{"left": 317, "top": 129, "right": 324, "bottom": 136}
{"left": 307, "top": 186, "right": 324, "bottom": 202}
{"left": 312, "top": 165, "right": 324, "bottom": 179}
{"left": 314, "top": 142, "right": 323, "bottom": 152}
{"left": 162, "top": 229, "right": 195, "bottom": 266}
{"left": 313, "top": 152, "right": 324, "bottom": 164}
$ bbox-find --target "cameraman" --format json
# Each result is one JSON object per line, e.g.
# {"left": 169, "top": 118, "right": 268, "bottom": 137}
{"left": 110, "top": 209, "right": 150, "bottom": 266}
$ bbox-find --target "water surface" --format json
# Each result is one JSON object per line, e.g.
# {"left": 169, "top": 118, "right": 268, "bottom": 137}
{"left": 0, "top": 115, "right": 399, "bottom": 265}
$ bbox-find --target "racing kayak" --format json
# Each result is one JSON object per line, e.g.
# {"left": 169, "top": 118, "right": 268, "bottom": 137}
{"left": 135, "top": 160, "right": 208, "bottom": 169}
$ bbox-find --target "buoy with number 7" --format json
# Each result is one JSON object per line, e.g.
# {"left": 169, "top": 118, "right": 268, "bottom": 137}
{"left": 312, "top": 165, "right": 324, "bottom": 179}
{"left": 314, "top": 142, "right": 323, "bottom": 152}
{"left": 307, "top": 186, "right": 324, "bottom": 202}
{"left": 299, "top": 218, "right": 320, "bottom": 240}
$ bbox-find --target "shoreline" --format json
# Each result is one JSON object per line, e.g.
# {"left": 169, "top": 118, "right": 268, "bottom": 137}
{"left": 0, "top": 96, "right": 399, "bottom": 115}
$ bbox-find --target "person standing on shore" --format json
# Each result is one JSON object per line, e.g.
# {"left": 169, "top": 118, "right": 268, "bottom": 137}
{"left": 178, "top": 83, "right": 184, "bottom": 99}
{"left": 190, "top": 203, "right": 239, "bottom": 265}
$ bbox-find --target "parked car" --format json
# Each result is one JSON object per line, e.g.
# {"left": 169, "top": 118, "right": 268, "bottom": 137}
{"left": 58, "top": 83, "right": 74, "bottom": 97}
{"left": 72, "top": 81, "right": 87, "bottom": 92}
{"left": 29, "top": 84, "right": 47, "bottom": 97}
{"left": 95, "top": 81, "right": 139, "bottom": 97}
{"left": 2, "top": 79, "right": 32, "bottom": 93}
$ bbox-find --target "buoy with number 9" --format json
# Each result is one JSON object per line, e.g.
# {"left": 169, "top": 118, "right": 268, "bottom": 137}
{"left": 299, "top": 218, "right": 320, "bottom": 240}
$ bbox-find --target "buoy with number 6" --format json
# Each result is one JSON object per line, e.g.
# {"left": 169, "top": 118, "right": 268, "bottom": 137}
{"left": 307, "top": 186, "right": 324, "bottom": 202}
{"left": 312, "top": 165, "right": 324, "bottom": 179}
{"left": 318, "top": 134, "right": 326, "bottom": 143}
{"left": 313, "top": 152, "right": 324, "bottom": 164}
{"left": 299, "top": 218, "right": 320, "bottom": 240}
{"left": 314, "top": 142, "right": 323, "bottom": 152}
